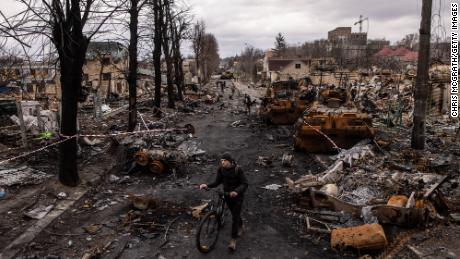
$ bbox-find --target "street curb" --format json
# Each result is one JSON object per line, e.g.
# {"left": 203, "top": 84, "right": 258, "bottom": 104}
{"left": 0, "top": 187, "right": 87, "bottom": 259}
{"left": 0, "top": 144, "right": 125, "bottom": 259}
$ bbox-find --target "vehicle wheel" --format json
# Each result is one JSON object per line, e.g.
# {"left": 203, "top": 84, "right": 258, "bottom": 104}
{"left": 196, "top": 211, "right": 220, "bottom": 253}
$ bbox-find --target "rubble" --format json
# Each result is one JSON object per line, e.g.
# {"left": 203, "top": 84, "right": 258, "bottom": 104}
{"left": 24, "top": 205, "right": 54, "bottom": 220}
{"left": 0, "top": 165, "right": 51, "bottom": 186}
{"left": 191, "top": 203, "right": 208, "bottom": 219}
{"left": 263, "top": 184, "right": 282, "bottom": 190}
{"left": 128, "top": 194, "right": 157, "bottom": 210}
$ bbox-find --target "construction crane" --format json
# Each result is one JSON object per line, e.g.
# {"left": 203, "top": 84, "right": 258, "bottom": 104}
{"left": 354, "top": 15, "right": 369, "bottom": 33}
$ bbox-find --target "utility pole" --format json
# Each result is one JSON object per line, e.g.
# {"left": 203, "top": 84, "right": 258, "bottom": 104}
{"left": 411, "top": 0, "right": 432, "bottom": 149}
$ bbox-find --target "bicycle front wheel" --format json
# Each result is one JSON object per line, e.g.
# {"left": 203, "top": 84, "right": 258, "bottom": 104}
{"left": 196, "top": 211, "right": 220, "bottom": 253}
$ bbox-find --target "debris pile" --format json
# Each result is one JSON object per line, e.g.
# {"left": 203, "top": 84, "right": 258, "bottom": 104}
{"left": 286, "top": 128, "right": 460, "bottom": 253}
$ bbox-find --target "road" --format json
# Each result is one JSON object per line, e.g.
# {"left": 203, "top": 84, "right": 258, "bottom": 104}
{"left": 12, "top": 80, "right": 344, "bottom": 259}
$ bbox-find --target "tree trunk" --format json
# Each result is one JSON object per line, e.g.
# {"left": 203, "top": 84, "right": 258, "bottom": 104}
{"left": 173, "top": 27, "right": 183, "bottom": 101}
{"left": 128, "top": 0, "right": 139, "bottom": 132}
{"left": 411, "top": 0, "right": 432, "bottom": 149}
{"left": 53, "top": 0, "right": 89, "bottom": 187}
{"left": 162, "top": 0, "right": 174, "bottom": 108}
{"left": 59, "top": 66, "right": 80, "bottom": 186}
{"left": 153, "top": 0, "right": 162, "bottom": 108}
{"left": 174, "top": 54, "right": 183, "bottom": 101}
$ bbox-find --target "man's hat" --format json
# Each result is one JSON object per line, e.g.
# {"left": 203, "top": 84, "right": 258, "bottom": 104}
{"left": 221, "top": 152, "right": 234, "bottom": 162}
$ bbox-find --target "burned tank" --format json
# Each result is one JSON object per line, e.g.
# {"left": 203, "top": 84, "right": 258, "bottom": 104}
{"left": 259, "top": 79, "right": 316, "bottom": 125}
{"left": 293, "top": 88, "right": 374, "bottom": 153}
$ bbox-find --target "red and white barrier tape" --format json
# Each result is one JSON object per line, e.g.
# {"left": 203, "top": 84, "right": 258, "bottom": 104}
{"left": 0, "top": 135, "right": 76, "bottom": 165}
{"left": 0, "top": 128, "right": 183, "bottom": 165}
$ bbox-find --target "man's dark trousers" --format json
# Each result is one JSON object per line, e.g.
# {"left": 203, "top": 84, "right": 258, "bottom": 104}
{"left": 226, "top": 197, "right": 243, "bottom": 238}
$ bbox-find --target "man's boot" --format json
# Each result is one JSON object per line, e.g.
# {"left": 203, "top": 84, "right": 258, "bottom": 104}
{"left": 228, "top": 239, "right": 236, "bottom": 251}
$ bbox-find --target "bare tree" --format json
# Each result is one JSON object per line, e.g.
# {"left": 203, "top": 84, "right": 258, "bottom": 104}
{"left": 162, "top": 0, "right": 175, "bottom": 108}
{"left": 152, "top": 0, "right": 163, "bottom": 108}
{"left": 236, "top": 45, "right": 264, "bottom": 83}
{"left": 126, "top": 0, "right": 147, "bottom": 131}
{"left": 192, "top": 20, "right": 205, "bottom": 84}
{"left": 201, "top": 33, "right": 220, "bottom": 83}
{"left": 170, "top": 4, "right": 191, "bottom": 101}
{"left": 0, "top": 0, "right": 119, "bottom": 186}
{"left": 397, "top": 33, "right": 419, "bottom": 51}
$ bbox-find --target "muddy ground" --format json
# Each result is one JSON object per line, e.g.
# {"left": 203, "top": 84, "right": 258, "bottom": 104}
{"left": 1, "top": 80, "right": 459, "bottom": 259}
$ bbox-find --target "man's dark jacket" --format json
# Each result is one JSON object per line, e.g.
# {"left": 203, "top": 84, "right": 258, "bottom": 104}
{"left": 207, "top": 164, "right": 248, "bottom": 197}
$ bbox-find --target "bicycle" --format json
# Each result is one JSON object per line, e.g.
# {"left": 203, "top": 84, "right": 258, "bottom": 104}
{"left": 196, "top": 189, "right": 229, "bottom": 253}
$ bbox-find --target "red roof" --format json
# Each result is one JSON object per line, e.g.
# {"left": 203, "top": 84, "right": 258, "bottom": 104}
{"left": 401, "top": 51, "right": 418, "bottom": 62}
{"left": 392, "top": 47, "right": 411, "bottom": 56}
{"left": 375, "top": 47, "right": 394, "bottom": 57}
{"left": 374, "top": 47, "right": 417, "bottom": 62}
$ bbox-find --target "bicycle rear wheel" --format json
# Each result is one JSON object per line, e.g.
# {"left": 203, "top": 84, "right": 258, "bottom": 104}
{"left": 196, "top": 211, "right": 220, "bottom": 253}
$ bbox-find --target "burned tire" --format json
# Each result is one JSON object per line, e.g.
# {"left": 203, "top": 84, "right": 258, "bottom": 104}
{"left": 196, "top": 211, "right": 220, "bottom": 253}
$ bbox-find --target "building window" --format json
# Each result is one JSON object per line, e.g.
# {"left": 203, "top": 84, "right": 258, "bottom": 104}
{"left": 102, "top": 73, "right": 111, "bottom": 81}
{"left": 295, "top": 64, "right": 301, "bottom": 69}
{"left": 102, "top": 57, "right": 111, "bottom": 65}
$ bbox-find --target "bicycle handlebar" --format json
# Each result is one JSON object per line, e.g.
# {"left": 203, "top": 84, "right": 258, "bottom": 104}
{"left": 203, "top": 187, "right": 228, "bottom": 197}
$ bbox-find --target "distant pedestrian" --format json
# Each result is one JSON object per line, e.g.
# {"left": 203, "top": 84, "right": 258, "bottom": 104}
{"left": 244, "top": 94, "right": 253, "bottom": 114}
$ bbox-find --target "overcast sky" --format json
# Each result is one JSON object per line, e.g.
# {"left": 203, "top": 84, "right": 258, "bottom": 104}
{"left": 189, "top": 0, "right": 451, "bottom": 57}
{"left": 1, "top": 0, "right": 452, "bottom": 58}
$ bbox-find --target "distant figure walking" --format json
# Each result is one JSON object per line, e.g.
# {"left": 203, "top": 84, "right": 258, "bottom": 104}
{"left": 243, "top": 94, "right": 254, "bottom": 115}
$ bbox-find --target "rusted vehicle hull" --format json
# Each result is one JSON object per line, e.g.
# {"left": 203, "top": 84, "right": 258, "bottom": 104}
{"left": 260, "top": 99, "right": 307, "bottom": 125}
{"left": 331, "top": 224, "right": 388, "bottom": 251}
{"left": 259, "top": 80, "right": 310, "bottom": 125}
{"left": 294, "top": 113, "right": 374, "bottom": 153}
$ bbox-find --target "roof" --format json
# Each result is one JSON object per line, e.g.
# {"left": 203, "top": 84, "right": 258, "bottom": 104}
{"left": 268, "top": 59, "right": 309, "bottom": 71}
{"left": 401, "top": 52, "right": 418, "bottom": 62}
{"left": 374, "top": 47, "right": 417, "bottom": 62}
{"left": 392, "top": 47, "right": 411, "bottom": 56}
{"left": 374, "top": 47, "right": 394, "bottom": 57}
{"left": 86, "top": 41, "right": 128, "bottom": 60}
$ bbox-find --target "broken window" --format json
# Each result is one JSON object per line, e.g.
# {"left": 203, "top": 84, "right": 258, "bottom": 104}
{"left": 295, "top": 64, "right": 301, "bottom": 69}
{"left": 102, "top": 57, "right": 111, "bottom": 65}
{"left": 37, "top": 83, "right": 46, "bottom": 94}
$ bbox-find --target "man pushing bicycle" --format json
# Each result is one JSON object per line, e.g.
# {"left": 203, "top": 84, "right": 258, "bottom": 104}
{"left": 199, "top": 152, "right": 248, "bottom": 251}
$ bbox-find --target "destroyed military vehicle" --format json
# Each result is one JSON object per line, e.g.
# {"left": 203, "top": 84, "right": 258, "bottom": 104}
{"left": 258, "top": 79, "right": 316, "bottom": 125}
{"left": 293, "top": 87, "right": 375, "bottom": 153}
